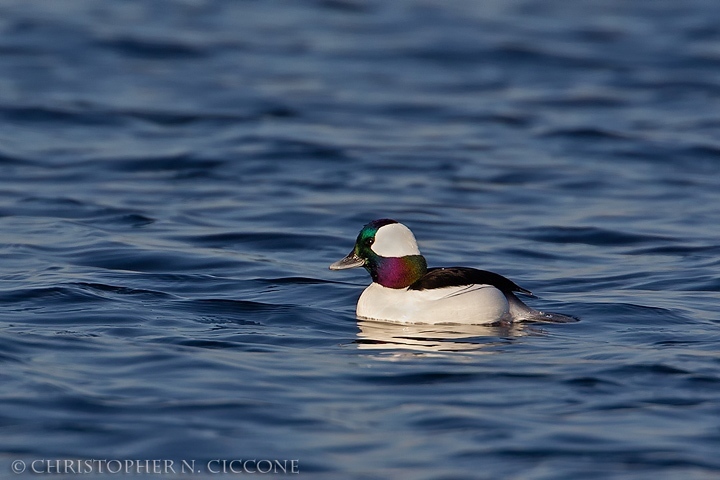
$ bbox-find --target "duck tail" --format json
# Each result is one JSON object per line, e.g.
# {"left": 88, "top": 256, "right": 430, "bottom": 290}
{"left": 506, "top": 292, "right": 578, "bottom": 323}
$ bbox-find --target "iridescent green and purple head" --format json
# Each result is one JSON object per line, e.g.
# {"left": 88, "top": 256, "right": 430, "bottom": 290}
{"left": 329, "top": 219, "right": 428, "bottom": 289}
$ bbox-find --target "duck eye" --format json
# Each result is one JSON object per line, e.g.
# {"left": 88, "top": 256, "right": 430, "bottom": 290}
{"left": 365, "top": 238, "right": 374, "bottom": 247}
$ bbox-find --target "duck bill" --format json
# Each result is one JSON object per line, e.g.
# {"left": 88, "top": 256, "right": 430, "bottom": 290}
{"left": 329, "top": 251, "right": 364, "bottom": 270}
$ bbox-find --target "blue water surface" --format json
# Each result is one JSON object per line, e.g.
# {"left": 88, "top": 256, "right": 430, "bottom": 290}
{"left": 2, "top": 1, "right": 720, "bottom": 478}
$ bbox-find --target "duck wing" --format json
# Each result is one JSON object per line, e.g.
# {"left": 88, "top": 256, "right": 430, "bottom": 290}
{"left": 408, "top": 267, "right": 532, "bottom": 295}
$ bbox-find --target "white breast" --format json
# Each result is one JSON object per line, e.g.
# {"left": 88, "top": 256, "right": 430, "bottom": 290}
{"left": 356, "top": 282, "right": 511, "bottom": 325}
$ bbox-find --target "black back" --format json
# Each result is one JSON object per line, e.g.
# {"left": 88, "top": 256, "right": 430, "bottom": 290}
{"left": 408, "top": 267, "right": 531, "bottom": 295}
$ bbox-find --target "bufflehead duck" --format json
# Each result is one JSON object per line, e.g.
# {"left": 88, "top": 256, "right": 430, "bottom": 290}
{"left": 330, "top": 219, "right": 571, "bottom": 325}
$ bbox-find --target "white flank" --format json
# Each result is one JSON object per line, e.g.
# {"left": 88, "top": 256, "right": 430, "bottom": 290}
{"left": 356, "top": 283, "right": 511, "bottom": 325}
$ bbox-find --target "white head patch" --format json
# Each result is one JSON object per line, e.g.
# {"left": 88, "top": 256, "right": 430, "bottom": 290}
{"left": 371, "top": 223, "right": 421, "bottom": 257}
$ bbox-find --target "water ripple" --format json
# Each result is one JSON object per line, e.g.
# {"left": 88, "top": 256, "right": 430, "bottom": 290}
{"left": 524, "top": 226, "right": 676, "bottom": 246}
{"left": 1, "top": 0, "right": 720, "bottom": 478}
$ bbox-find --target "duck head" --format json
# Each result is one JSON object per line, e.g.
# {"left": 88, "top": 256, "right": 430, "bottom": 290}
{"left": 329, "top": 219, "right": 427, "bottom": 289}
